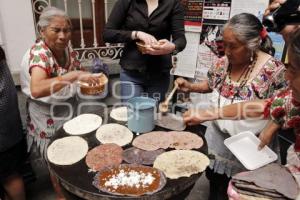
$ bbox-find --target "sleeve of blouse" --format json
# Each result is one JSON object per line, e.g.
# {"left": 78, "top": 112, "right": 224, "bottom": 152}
{"left": 269, "top": 93, "right": 287, "bottom": 125}
{"left": 272, "top": 61, "right": 288, "bottom": 91}
{"left": 28, "top": 45, "right": 51, "bottom": 77}
{"left": 103, "top": 0, "right": 133, "bottom": 43}
{"left": 207, "top": 58, "right": 224, "bottom": 90}
{"left": 170, "top": 0, "right": 186, "bottom": 52}
{"left": 207, "top": 65, "right": 215, "bottom": 90}
{"left": 253, "top": 58, "right": 287, "bottom": 99}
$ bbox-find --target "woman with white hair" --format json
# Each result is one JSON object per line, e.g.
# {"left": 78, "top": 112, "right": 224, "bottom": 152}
{"left": 20, "top": 6, "right": 100, "bottom": 200}
{"left": 176, "top": 13, "right": 287, "bottom": 199}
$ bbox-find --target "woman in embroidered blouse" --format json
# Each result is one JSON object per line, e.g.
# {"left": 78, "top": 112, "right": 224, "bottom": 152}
{"left": 258, "top": 29, "right": 300, "bottom": 150}
{"left": 176, "top": 13, "right": 287, "bottom": 199}
{"left": 216, "top": 25, "right": 300, "bottom": 200}
{"left": 20, "top": 7, "right": 99, "bottom": 200}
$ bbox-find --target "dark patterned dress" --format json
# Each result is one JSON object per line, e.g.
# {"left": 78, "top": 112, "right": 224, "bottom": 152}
{"left": 0, "top": 58, "right": 26, "bottom": 181}
{"left": 0, "top": 59, "right": 23, "bottom": 151}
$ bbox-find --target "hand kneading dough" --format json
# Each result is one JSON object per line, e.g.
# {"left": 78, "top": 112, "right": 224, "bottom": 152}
{"left": 47, "top": 136, "right": 88, "bottom": 165}
{"left": 153, "top": 150, "right": 209, "bottom": 179}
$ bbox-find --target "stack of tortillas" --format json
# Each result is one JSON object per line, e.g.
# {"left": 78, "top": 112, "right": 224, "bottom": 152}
{"left": 63, "top": 114, "right": 102, "bottom": 135}
{"left": 86, "top": 143, "right": 123, "bottom": 171}
{"left": 153, "top": 150, "right": 209, "bottom": 179}
{"left": 96, "top": 123, "right": 133, "bottom": 146}
{"left": 47, "top": 136, "right": 88, "bottom": 165}
{"left": 110, "top": 106, "right": 128, "bottom": 122}
{"left": 132, "top": 131, "right": 203, "bottom": 151}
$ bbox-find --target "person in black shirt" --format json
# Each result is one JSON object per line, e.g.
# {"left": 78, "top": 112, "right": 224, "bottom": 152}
{"left": 103, "top": 0, "right": 186, "bottom": 102}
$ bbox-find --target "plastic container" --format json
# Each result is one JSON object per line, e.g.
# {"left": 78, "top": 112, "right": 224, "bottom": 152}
{"left": 127, "top": 97, "right": 156, "bottom": 133}
{"left": 224, "top": 131, "right": 278, "bottom": 170}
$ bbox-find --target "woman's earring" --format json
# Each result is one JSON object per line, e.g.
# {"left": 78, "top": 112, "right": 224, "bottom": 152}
{"left": 250, "top": 51, "right": 254, "bottom": 62}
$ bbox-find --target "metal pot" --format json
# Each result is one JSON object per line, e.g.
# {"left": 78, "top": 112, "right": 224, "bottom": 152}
{"left": 127, "top": 97, "right": 156, "bottom": 133}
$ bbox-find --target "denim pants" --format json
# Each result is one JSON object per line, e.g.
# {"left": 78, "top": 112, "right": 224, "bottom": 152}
{"left": 120, "top": 68, "right": 170, "bottom": 102}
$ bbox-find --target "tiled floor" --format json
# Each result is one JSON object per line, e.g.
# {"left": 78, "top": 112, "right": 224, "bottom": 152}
{"left": 17, "top": 85, "right": 210, "bottom": 200}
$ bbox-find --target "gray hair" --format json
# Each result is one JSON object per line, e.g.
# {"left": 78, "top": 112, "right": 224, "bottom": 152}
{"left": 224, "top": 13, "right": 274, "bottom": 55}
{"left": 37, "top": 6, "right": 72, "bottom": 32}
{"left": 289, "top": 29, "right": 300, "bottom": 69}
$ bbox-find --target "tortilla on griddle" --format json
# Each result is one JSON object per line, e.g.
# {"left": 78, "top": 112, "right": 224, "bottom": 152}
{"left": 110, "top": 106, "right": 128, "bottom": 122}
{"left": 93, "top": 164, "right": 167, "bottom": 196}
{"left": 96, "top": 123, "right": 133, "bottom": 146}
{"left": 153, "top": 150, "right": 209, "bottom": 179}
{"left": 47, "top": 136, "right": 88, "bottom": 165}
{"left": 132, "top": 131, "right": 171, "bottom": 151}
{"left": 123, "top": 147, "right": 165, "bottom": 165}
{"left": 63, "top": 113, "right": 102, "bottom": 135}
{"left": 169, "top": 131, "right": 204, "bottom": 150}
{"left": 155, "top": 113, "right": 186, "bottom": 131}
{"left": 85, "top": 143, "right": 123, "bottom": 171}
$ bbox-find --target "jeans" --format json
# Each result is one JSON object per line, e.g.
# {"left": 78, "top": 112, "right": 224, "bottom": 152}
{"left": 120, "top": 68, "right": 170, "bottom": 102}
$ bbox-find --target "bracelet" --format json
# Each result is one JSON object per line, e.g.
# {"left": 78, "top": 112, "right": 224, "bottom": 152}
{"left": 135, "top": 31, "right": 139, "bottom": 40}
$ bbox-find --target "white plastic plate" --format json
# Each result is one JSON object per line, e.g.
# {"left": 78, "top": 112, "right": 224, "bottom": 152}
{"left": 224, "top": 131, "right": 278, "bottom": 170}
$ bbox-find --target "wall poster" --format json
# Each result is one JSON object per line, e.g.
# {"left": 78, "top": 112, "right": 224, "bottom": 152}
{"left": 181, "top": 0, "right": 204, "bottom": 32}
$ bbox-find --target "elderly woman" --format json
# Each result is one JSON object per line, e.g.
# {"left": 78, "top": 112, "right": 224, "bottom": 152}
{"left": 20, "top": 6, "right": 99, "bottom": 200}
{"left": 222, "top": 28, "right": 300, "bottom": 200}
{"left": 176, "top": 13, "right": 287, "bottom": 199}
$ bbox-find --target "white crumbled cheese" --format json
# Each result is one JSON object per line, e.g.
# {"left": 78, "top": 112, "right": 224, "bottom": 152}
{"left": 104, "top": 169, "right": 156, "bottom": 189}
{"left": 143, "top": 173, "right": 155, "bottom": 185}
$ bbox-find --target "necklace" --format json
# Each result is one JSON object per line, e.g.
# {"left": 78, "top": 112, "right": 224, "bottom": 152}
{"left": 218, "top": 54, "right": 257, "bottom": 107}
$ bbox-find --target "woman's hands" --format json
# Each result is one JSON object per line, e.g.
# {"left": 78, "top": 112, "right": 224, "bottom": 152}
{"left": 64, "top": 71, "right": 102, "bottom": 86}
{"left": 145, "top": 39, "right": 176, "bottom": 55}
{"left": 264, "top": 0, "right": 286, "bottom": 16}
{"left": 30, "top": 69, "right": 106, "bottom": 98}
{"left": 77, "top": 72, "right": 103, "bottom": 86}
{"left": 264, "top": 0, "right": 299, "bottom": 42}
{"left": 136, "top": 31, "right": 158, "bottom": 45}
{"left": 176, "top": 77, "right": 192, "bottom": 92}
{"left": 183, "top": 108, "right": 219, "bottom": 126}
{"left": 258, "top": 121, "right": 281, "bottom": 150}
{"left": 136, "top": 31, "right": 175, "bottom": 55}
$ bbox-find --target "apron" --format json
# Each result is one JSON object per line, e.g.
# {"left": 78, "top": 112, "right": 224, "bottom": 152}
{"left": 26, "top": 97, "right": 77, "bottom": 159}
{"left": 205, "top": 89, "right": 277, "bottom": 176}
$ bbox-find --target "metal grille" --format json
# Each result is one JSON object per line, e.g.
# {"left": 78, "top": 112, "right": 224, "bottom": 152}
{"left": 31, "top": 0, "right": 123, "bottom": 62}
